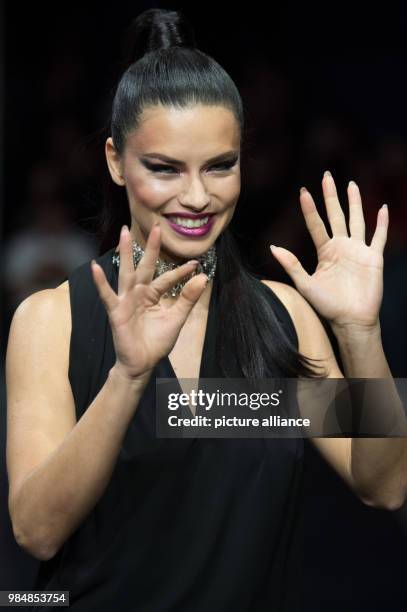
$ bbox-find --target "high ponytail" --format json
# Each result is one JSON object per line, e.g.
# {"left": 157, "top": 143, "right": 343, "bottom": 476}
{"left": 120, "top": 8, "right": 197, "bottom": 67}
{"left": 96, "top": 8, "right": 327, "bottom": 380}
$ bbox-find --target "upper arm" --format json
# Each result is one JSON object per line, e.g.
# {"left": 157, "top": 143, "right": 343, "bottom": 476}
{"left": 260, "top": 280, "right": 372, "bottom": 505}
{"left": 5, "top": 283, "right": 77, "bottom": 519}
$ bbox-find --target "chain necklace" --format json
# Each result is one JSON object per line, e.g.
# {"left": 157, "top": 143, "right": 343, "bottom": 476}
{"left": 112, "top": 239, "right": 217, "bottom": 298}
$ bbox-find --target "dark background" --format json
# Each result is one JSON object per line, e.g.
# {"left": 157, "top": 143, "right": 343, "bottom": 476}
{"left": 1, "top": 2, "right": 407, "bottom": 610}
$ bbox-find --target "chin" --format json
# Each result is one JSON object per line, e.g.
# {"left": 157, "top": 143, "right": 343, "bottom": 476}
{"left": 162, "top": 239, "right": 216, "bottom": 263}
{"left": 161, "top": 228, "right": 219, "bottom": 257}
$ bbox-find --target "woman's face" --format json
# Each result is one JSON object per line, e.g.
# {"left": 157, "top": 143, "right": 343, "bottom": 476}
{"left": 106, "top": 104, "right": 241, "bottom": 264}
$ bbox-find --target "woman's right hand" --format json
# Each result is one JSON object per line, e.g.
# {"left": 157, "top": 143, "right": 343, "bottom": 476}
{"left": 90, "top": 223, "right": 208, "bottom": 384}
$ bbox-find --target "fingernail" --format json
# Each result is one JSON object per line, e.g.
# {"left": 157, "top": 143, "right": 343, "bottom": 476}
{"left": 382, "top": 203, "right": 388, "bottom": 209}
{"left": 300, "top": 186, "right": 308, "bottom": 194}
{"left": 270, "top": 244, "right": 277, "bottom": 250}
{"left": 348, "top": 180, "right": 357, "bottom": 187}
{"left": 186, "top": 259, "right": 199, "bottom": 265}
{"left": 324, "top": 170, "right": 332, "bottom": 177}
{"left": 121, "top": 224, "right": 128, "bottom": 234}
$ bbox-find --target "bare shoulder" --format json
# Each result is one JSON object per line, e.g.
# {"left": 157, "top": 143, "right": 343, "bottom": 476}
{"left": 260, "top": 279, "right": 341, "bottom": 374}
{"left": 9, "top": 280, "right": 71, "bottom": 347}
{"left": 260, "top": 279, "right": 317, "bottom": 331}
{"left": 7, "top": 279, "right": 72, "bottom": 398}
{"left": 12, "top": 279, "right": 70, "bottom": 313}
{"left": 7, "top": 277, "right": 73, "bottom": 401}
{"left": 259, "top": 279, "right": 314, "bottom": 354}
{"left": 259, "top": 280, "right": 297, "bottom": 321}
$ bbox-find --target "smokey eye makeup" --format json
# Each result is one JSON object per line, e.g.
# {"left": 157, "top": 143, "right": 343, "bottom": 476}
{"left": 140, "top": 157, "right": 239, "bottom": 174}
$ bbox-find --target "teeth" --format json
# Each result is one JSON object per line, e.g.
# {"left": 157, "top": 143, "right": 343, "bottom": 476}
{"left": 168, "top": 216, "right": 209, "bottom": 228}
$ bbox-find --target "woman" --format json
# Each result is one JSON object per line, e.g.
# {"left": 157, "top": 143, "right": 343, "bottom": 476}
{"left": 6, "top": 8, "right": 406, "bottom": 612}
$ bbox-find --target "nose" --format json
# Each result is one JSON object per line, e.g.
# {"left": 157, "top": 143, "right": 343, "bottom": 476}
{"left": 177, "top": 174, "right": 211, "bottom": 210}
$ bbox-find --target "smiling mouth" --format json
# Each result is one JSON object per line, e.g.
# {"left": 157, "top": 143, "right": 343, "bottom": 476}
{"left": 164, "top": 215, "right": 211, "bottom": 228}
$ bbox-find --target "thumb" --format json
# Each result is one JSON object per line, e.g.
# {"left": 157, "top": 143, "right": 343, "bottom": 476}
{"left": 270, "top": 245, "right": 311, "bottom": 294}
{"left": 172, "top": 273, "right": 208, "bottom": 321}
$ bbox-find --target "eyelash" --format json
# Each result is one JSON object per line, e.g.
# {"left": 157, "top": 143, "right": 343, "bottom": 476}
{"left": 146, "top": 160, "right": 237, "bottom": 174}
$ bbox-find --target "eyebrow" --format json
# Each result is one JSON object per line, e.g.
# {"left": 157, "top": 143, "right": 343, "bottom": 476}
{"left": 140, "top": 150, "right": 239, "bottom": 165}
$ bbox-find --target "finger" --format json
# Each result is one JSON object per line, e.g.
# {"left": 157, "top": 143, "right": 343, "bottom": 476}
{"left": 299, "top": 187, "right": 330, "bottom": 251}
{"left": 91, "top": 260, "right": 119, "bottom": 313}
{"left": 322, "top": 171, "right": 349, "bottom": 237}
{"left": 347, "top": 180, "right": 366, "bottom": 242}
{"left": 270, "top": 246, "right": 311, "bottom": 296}
{"left": 171, "top": 273, "right": 209, "bottom": 322}
{"left": 134, "top": 223, "right": 162, "bottom": 285}
{"left": 150, "top": 260, "right": 199, "bottom": 296}
{"left": 370, "top": 205, "right": 389, "bottom": 254}
{"left": 118, "top": 225, "right": 136, "bottom": 297}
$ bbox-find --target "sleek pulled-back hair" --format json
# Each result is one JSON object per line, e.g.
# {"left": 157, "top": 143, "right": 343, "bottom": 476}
{"left": 97, "top": 8, "right": 327, "bottom": 380}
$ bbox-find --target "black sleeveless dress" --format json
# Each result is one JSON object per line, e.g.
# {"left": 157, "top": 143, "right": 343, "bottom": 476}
{"left": 30, "top": 246, "right": 304, "bottom": 612}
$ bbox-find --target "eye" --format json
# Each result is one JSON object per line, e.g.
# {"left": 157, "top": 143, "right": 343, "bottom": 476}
{"left": 210, "top": 160, "right": 237, "bottom": 172}
{"left": 145, "top": 159, "right": 238, "bottom": 174}
{"left": 148, "top": 164, "right": 177, "bottom": 174}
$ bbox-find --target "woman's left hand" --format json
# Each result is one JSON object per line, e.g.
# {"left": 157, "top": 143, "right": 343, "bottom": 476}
{"left": 269, "top": 171, "right": 389, "bottom": 334}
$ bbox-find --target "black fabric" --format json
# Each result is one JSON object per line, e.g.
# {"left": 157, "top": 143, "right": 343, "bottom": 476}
{"left": 30, "top": 246, "right": 304, "bottom": 612}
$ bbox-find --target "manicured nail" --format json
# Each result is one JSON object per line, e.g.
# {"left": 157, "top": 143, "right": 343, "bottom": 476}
{"left": 121, "top": 224, "right": 128, "bottom": 234}
{"left": 270, "top": 244, "right": 277, "bottom": 250}
{"left": 382, "top": 203, "right": 388, "bottom": 209}
{"left": 324, "top": 170, "right": 332, "bottom": 177}
{"left": 300, "top": 186, "right": 308, "bottom": 194}
{"left": 186, "top": 259, "right": 199, "bottom": 265}
{"left": 348, "top": 180, "right": 357, "bottom": 187}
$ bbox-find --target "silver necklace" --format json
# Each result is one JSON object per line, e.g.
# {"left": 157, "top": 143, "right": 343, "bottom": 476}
{"left": 112, "top": 240, "right": 217, "bottom": 298}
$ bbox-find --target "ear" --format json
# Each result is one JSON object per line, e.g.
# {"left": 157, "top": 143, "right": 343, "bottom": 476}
{"left": 105, "top": 137, "right": 126, "bottom": 186}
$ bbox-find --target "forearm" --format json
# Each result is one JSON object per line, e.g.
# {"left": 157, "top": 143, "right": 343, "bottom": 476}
{"left": 333, "top": 322, "right": 407, "bottom": 510}
{"left": 11, "top": 366, "right": 150, "bottom": 560}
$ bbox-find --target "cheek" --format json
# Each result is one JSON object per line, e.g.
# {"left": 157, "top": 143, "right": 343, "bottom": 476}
{"left": 219, "top": 175, "right": 241, "bottom": 202}
{"left": 126, "top": 175, "right": 174, "bottom": 207}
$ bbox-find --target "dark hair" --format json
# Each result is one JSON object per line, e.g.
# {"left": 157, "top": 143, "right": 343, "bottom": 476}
{"left": 96, "top": 8, "right": 327, "bottom": 380}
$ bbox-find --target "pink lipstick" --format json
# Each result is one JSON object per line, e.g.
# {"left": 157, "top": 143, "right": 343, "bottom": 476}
{"left": 164, "top": 215, "right": 215, "bottom": 237}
